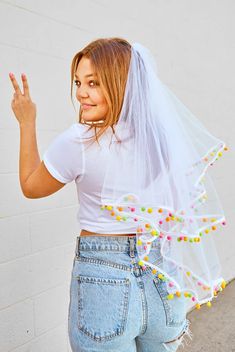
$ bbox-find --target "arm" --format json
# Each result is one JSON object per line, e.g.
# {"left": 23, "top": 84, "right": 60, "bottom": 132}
{"left": 19, "top": 120, "right": 40, "bottom": 195}
{"left": 19, "top": 121, "right": 65, "bottom": 198}
{"left": 9, "top": 72, "right": 65, "bottom": 198}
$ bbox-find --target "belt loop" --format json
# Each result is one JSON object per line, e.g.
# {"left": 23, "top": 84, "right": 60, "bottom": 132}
{"left": 75, "top": 235, "right": 80, "bottom": 258}
{"left": 128, "top": 236, "right": 135, "bottom": 258}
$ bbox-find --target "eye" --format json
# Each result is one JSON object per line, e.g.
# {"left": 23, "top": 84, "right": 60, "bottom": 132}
{"left": 89, "top": 80, "right": 99, "bottom": 86}
{"left": 74, "top": 80, "right": 99, "bottom": 87}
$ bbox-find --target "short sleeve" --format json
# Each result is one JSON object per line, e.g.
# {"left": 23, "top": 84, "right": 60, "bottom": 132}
{"left": 42, "top": 124, "right": 85, "bottom": 184}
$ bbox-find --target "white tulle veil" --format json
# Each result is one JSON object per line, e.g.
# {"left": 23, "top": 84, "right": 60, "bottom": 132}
{"left": 100, "top": 42, "right": 228, "bottom": 308}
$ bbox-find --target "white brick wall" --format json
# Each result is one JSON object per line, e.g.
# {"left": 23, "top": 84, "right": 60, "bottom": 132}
{"left": 0, "top": 0, "right": 234, "bottom": 350}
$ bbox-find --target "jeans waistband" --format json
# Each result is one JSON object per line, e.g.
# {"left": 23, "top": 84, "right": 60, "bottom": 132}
{"left": 75, "top": 235, "right": 161, "bottom": 258}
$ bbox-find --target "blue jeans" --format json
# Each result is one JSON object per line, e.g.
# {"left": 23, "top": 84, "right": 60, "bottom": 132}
{"left": 68, "top": 235, "right": 192, "bottom": 352}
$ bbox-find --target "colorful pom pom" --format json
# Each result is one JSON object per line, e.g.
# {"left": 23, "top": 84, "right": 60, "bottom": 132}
{"left": 221, "top": 280, "right": 226, "bottom": 289}
{"left": 167, "top": 294, "right": 174, "bottom": 300}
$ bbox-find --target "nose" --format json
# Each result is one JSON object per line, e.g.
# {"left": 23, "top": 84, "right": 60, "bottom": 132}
{"left": 76, "top": 85, "right": 89, "bottom": 100}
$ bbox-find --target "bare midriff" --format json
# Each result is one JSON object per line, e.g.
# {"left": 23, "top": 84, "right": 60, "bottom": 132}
{"left": 80, "top": 229, "right": 136, "bottom": 237}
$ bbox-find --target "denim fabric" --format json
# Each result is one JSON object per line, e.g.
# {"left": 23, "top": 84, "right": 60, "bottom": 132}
{"left": 68, "top": 235, "right": 192, "bottom": 352}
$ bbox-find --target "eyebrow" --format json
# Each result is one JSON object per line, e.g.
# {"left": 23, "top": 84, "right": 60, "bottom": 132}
{"left": 74, "top": 73, "right": 96, "bottom": 78}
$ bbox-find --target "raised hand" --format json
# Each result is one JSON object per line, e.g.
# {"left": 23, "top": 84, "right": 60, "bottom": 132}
{"left": 9, "top": 73, "right": 36, "bottom": 125}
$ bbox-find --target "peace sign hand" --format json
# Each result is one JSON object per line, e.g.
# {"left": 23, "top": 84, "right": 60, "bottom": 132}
{"left": 9, "top": 73, "right": 36, "bottom": 126}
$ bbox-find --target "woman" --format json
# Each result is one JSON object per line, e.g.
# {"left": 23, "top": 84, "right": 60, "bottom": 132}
{"left": 9, "top": 37, "right": 228, "bottom": 352}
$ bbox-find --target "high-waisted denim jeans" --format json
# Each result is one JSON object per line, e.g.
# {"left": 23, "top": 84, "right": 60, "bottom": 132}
{"left": 68, "top": 235, "right": 193, "bottom": 352}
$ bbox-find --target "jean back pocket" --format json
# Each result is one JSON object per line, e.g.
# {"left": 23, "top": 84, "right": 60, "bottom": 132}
{"left": 153, "top": 274, "right": 187, "bottom": 327}
{"left": 75, "top": 274, "right": 130, "bottom": 342}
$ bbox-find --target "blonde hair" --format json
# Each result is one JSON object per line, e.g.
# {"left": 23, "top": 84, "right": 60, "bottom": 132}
{"left": 70, "top": 37, "right": 131, "bottom": 147}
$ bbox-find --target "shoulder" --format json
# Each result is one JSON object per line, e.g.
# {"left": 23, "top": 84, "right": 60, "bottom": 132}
{"left": 57, "top": 122, "right": 90, "bottom": 144}
{"left": 71, "top": 122, "right": 115, "bottom": 144}
{"left": 71, "top": 122, "right": 89, "bottom": 134}
{"left": 70, "top": 122, "right": 94, "bottom": 140}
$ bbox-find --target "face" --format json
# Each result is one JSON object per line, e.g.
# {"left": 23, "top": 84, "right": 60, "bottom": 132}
{"left": 74, "top": 57, "right": 108, "bottom": 124}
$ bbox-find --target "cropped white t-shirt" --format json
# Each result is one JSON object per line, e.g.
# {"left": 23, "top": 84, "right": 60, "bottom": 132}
{"left": 42, "top": 122, "right": 137, "bottom": 234}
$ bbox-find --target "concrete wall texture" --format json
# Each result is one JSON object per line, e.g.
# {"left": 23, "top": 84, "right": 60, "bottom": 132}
{"left": 0, "top": 1, "right": 234, "bottom": 351}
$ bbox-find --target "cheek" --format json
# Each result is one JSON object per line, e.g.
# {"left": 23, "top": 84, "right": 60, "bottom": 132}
{"left": 95, "top": 93, "right": 105, "bottom": 104}
{"left": 91, "top": 88, "right": 104, "bottom": 102}
{"left": 100, "top": 101, "right": 109, "bottom": 114}
{"left": 95, "top": 94, "right": 108, "bottom": 110}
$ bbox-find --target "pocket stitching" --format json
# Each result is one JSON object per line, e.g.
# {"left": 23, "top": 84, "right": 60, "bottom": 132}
{"left": 153, "top": 277, "right": 185, "bottom": 327}
{"left": 77, "top": 275, "right": 130, "bottom": 342}
{"left": 153, "top": 277, "right": 172, "bottom": 326}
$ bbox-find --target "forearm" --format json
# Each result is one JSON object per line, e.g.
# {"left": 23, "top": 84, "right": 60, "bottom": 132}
{"left": 19, "top": 121, "right": 40, "bottom": 190}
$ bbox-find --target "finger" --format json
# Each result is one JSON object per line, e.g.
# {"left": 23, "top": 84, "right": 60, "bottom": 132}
{"left": 9, "top": 73, "right": 23, "bottom": 95}
{"left": 21, "top": 73, "right": 31, "bottom": 98}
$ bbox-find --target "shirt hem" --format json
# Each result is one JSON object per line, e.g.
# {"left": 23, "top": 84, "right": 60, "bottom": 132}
{"left": 79, "top": 224, "right": 137, "bottom": 234}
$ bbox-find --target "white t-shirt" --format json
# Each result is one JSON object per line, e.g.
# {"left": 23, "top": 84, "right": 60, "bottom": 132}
{"left": 42, "top": 122, "right": 137, "bottom": 234}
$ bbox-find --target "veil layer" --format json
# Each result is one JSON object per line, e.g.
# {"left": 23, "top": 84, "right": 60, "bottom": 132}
{"left": 100, "top": 42, "right": 228, "bottom": 309}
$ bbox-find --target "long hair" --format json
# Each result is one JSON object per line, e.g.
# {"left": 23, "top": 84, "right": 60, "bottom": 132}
{"left": 70, "top": 37, "right": 131, "bottom": 146}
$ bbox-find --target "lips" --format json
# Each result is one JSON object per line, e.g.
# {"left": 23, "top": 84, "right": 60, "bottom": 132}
{"left": 82, "top": 104, "right": 95, "bottom": 107}
{"left": 82, "top": 104, "right": 96, "bottom": 111}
